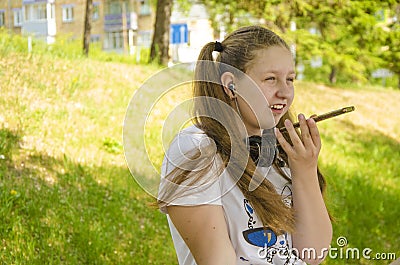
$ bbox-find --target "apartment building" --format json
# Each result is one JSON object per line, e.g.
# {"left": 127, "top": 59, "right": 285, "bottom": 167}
{"left": 0, "top": 0, "right": 154, "bottom": 52}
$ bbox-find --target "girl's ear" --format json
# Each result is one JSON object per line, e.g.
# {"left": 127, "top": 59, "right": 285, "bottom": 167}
{"left": 220, "top": 72, "right": 236, "bottom": 99}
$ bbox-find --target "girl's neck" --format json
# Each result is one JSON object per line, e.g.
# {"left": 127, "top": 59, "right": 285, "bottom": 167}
{"left": 246, "top": 126, "right": 262, "bottom": 137}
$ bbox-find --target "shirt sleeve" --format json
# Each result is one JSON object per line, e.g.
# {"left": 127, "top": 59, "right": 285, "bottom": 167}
{"left": 158, "top": 126, "right": 223, "bottom": 214}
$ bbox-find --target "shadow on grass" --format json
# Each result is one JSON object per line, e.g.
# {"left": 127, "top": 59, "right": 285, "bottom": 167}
{"left": 0, "top": 128, "right": 21, "bottom": 161}
{"left": 320, "top": 121, "right": 400, "bottom": 264}
{"left": 0, "top": 128, "right": 177, "bottom": 264}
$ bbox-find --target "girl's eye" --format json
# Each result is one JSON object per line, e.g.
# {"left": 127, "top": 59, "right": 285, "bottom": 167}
{"left": 265, "top": 77, "right": 275, "bottom": 81}
{"left": 287, "top": 77, "right": 295, "bottom": 82}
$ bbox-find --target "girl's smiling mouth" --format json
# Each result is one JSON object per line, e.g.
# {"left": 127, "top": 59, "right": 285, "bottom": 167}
{"left": 270, "top": 104, "right": 286, "bottom": 113}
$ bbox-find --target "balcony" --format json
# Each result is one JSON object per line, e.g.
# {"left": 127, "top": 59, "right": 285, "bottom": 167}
{"left": 104, "top": 12, "right": 138, "bottom": 32}
{"left": 22, "top": 20, "right": 48, "bottom": 36}
{"left": 22, "top": 1, "right": 56, "bottom": 38}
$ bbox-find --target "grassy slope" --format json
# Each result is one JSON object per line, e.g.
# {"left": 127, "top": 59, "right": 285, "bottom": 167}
{"left": 0, "top": 50, "right": 399, "bottom": 264}
{"left": 0, "top": 51, "right": 175, "bottom": 264}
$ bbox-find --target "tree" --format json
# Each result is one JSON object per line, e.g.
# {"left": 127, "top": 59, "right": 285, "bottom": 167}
{"left": 383, "top": 4, "right": 400, "bottom": 88}
{"left": 197, "top": 0, "right": 396, "bottom": 85}
{"left": 83, "top": 0, "right": 93, "bottom": 56}
{"left": 199, "top": 0, "right": 312, "bottom": 38}
{"left": 290, "top": 0, "right": 394, "bottom": 84}
{"left": 149, "top": 0, "right": 173, "bottom": 65}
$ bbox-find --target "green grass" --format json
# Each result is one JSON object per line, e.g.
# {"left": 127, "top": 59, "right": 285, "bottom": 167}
{"left": 1, "top": 31, "right": 399, "bottom": 264}
{"left": 0, "top": 33, "right": 175, "bottom": 264}
{"left": 0, "top": 28, "right": 152, "bottom": 65}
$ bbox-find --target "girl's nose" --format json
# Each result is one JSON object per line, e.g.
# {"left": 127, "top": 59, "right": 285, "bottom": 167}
{"left": 276, "top": 80, "right": 291, "bottom": 98}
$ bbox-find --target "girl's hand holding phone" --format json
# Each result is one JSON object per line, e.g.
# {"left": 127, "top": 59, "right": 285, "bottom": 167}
{"left": 275, "top": 106, "right": 355, "bottom": 174}
{"left": 275, "top": 114, "right": 321, "bottom": 174}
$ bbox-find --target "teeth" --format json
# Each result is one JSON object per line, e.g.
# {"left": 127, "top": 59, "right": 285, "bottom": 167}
{"left": 271, "top": 104, "right": 284, "bottom": 110}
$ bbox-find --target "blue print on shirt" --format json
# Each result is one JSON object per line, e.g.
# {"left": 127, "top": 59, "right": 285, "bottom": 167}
{"left": 243, "top": 199, "right": 278, "bottom": 248}
{"left": 243, "top": 227, "right": 277, "bottom": 247}
{"left": 244, "top": 199, "right": 257, "bottom": 229}
{"left": 241, "top": 198, "right": 299, "bottom": 264}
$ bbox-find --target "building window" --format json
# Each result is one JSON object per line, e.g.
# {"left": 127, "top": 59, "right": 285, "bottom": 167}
{"left": 0, "top": 11, "right": 4, "bottom": 27}
{"left": 92, "top": 3, "right": 100, "bottom": 21}
{"left": 62, "top": 5, "right": 74, "bottom": 22}
{"left": 25, "top": 4, "right": 47, "bottom": 21}
{"left": 105, "top": 31, "right": 123, "bottom": 49}
{"left": 90, "top": 35, "right": 100, "bottom": 42}
{"left": 14, "top": 8, "right": 23, "bottom": 26}
{"left": 139, "top": 0, "right": 150, "bottom": 15}
{"left": 105, "top": 1, "right": 132, "bottom": 15}
{"left": 137, "top": 30, "right": 152, "bottom": 47}
{"left": 107, "top": 1, "right": 121, "bottom": 15}
{"left": 90, "top": 34, "right": 100, "bottom": 43}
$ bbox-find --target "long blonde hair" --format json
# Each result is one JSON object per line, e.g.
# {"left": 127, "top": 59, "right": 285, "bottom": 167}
{"left": 158, "top": 26, "right": 327, "bottom": 234}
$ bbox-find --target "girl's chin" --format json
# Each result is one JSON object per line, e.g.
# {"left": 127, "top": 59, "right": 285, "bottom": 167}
{"left": 273, "top": 114, "right": 282, "bottom": 124}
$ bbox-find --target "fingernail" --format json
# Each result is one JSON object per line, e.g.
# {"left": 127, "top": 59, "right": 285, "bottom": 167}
{"left": 298, "top": 113, "right": 305, "bottom": 120}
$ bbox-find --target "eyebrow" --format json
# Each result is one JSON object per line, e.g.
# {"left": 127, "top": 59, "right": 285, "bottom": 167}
{"left": 262, "top": 70, "right": 296, "bottom": 75}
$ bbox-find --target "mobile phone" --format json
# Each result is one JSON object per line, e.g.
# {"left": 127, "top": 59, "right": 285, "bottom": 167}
{"left": 279, "top": 106, "right": 355, "bottom": 132}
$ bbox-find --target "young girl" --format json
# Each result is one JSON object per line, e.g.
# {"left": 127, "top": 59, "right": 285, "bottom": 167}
{"left": 158, "top": 26, "right": 332, "bottom": 265}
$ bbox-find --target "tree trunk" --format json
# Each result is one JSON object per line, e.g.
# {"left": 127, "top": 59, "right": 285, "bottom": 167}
{"left": 149, "top": 0, "right": 173, "bottom": 65}
{"left": 329, "top": 66, "right": 337, "bottom": 84}
{"left": 83, "top": 0, "right": 93, "bottom": 56}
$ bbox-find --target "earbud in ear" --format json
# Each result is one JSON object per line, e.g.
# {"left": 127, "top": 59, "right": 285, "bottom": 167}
{"left": 228, "top": 83, "right": 236, "bottom": 96}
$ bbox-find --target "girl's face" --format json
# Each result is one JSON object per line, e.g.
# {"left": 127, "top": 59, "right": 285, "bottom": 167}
{"left": 235, "top": 46, "right": 295, "bottom": 136}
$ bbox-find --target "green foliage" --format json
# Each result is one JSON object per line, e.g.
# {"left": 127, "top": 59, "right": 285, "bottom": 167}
{"left": 102, "top": 137, "right": 123, "bottom": 154}
{"left": 287, "top": 0, "right": 393, "bottom": 84}
{"left": 197, "top": 0, "right": 399, "bottom": 87}
{"left": 383, "top": 9, "right": 400, "bottom": 87}
{"left": 46, "top": 35, "right": 85, "bottom": 59}
{"left": 0, "top": 29, "right": 28, "bottom": 55}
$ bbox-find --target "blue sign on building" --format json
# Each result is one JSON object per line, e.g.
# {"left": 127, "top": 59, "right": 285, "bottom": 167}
{"left": 170, "top": 23, "right": 188, "bottom": 44}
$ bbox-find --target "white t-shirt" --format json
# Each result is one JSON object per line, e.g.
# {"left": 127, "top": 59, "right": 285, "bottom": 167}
{"left": 158, "top": 125, "right": 306, "bottom": 265}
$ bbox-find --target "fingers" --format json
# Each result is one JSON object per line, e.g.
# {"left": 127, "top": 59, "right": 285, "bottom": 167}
{"left": 275, "top": 114, "right": 321, "bottom": 154}
{"left": 275, "top": 127, "right": 294, "bottom": 156}
{"left": 275, "top": 118, "right": 302, "bottom": 157}
{"left": 307, "top": 118, "right": 321, "bottom": 149}
{"left": 298, "top": 114, "right": 313, "bottom": 147}
{"left": 275, "top": 115, "right": 321, "bottom": 171}
{"left": 286, "top": 119, "right": 306, "bottom": 150}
